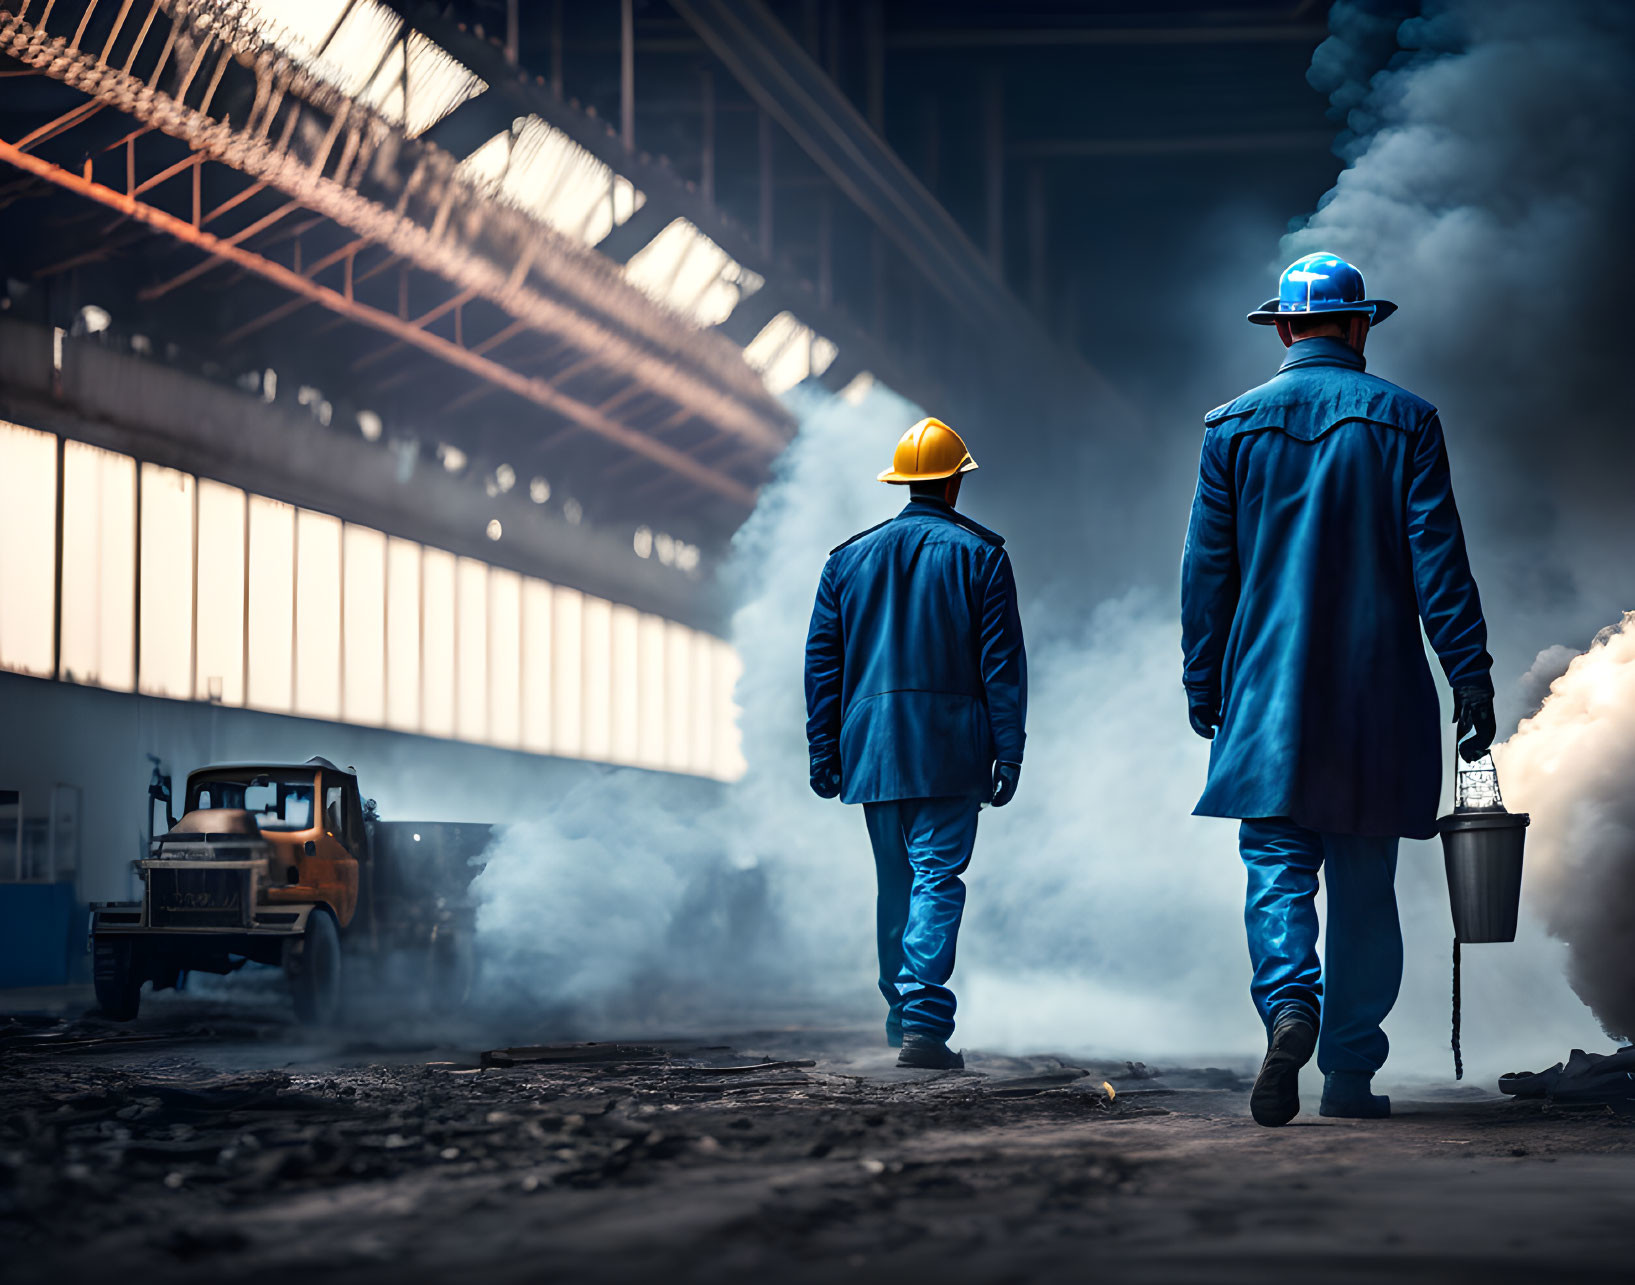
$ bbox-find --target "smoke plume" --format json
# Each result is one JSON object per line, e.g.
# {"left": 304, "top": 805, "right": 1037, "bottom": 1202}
{"left": 468, "top": 0, "right": 1632, "bottom": 1073}
{"left": 1287, "top": 0, "right": 1635, "bottom": 709}
{"left": 1501, "top": 616, "right": 1635, "bottom": 1039}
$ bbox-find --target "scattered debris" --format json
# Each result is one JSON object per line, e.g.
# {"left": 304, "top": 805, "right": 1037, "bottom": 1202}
{"left": 1500, "top": 1047, "right": 1635, "bottom": 1112}
{"left": 480, "top": 1042, "right": 669, "bottom": 1068}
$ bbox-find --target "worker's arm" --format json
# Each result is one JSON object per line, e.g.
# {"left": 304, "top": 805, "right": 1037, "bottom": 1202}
{"left": 979, "top": 548, "right": 1027, "bottom": 765}
{"left": 1180, "top": 426, "right": 1239, "bottom": 730}
{"left": 1406, "top": 411, "right": 1494, "bottom": 696}
{"left": 803, "top": 558, "right": 845, "bottom": 767}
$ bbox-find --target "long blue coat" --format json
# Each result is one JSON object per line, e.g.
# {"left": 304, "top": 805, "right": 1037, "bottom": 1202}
{"left": 805, "top": 497, "right": 1027, "bottom": 804}
{"left": 1181, "top": 337, "right": 1493, "bottom": 840}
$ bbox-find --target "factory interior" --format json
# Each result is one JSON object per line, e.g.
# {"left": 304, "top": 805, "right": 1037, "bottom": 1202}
{"left": 3, "top": 1, "right": 1634, "bottom": 1281}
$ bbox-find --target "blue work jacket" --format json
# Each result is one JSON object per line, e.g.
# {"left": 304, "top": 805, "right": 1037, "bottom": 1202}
{"left": 1181, "top": 337, "right": 1493, "bottom": 839}
{"left": 805, "top": 497, "right": 1027, "bottom": 804}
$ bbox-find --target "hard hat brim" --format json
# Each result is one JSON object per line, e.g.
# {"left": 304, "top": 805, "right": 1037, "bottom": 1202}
{"left": 1247, "top": 297, "right": 1398, "bottom": 326}
{"left": 877, "top": 456, "right": 979, "bottom": 484}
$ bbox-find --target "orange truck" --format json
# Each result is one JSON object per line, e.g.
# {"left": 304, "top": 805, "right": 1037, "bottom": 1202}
{"left": 89, "top": 757, "right": 491, "bottom": 1023}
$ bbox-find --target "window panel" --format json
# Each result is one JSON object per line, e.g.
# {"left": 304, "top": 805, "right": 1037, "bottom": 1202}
{"left": 689, "top": 631, "right": 716, "bottom": 776}
{"left": 294, "top": 510, "right": 342, "bottom": 720}
{"left": 194, "top": 480, "right": 245, "bottom": 705}
{"left": 637, "top": 613, "right": 667, "bottom": 768}
{"left": 421, "top": 547, "right": 456, "bottom": 737}
{"left": 488, "top": 568, "right": 521, "bottom": 748}
{"left": 665, "top": 623, "right": 694, "bottom": 773}
{"left": 0, "top": 424, "right": 58, "bottom": 678}
{"left": 456, "top": 557, "right": 488, "bottom": 743}
{"left": 520, "top": 577, "right": 552, "bottom": 753}
{"left": 138, "top": 464, "right": 195, "bottom": 698}
{"left": 385, "top": 537, "right": 421, "bottom": 731}
{"left": 551, "top": 586, "right": 583, "bottom": 757}
{"left": 343, "top": 525, "right": 387, "bottom": 726}
{"left": 581, "top": 595, "right": 612, "bottom": 761}
{"left": 712, "top": 640, "right": 746, "bottom": 781}
{"left": 246, "top": 496, "right": 295, "bottom": 711}
{"left": 59, "top": 441, "right": 135, "bottom": 691}
{"left": 610, "top": 605, "right": 639, "bottom": 764}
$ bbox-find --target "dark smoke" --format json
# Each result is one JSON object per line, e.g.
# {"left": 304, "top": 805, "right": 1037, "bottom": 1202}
{"left": 1288, "top": 0, "right": 1635, "bottom": 718}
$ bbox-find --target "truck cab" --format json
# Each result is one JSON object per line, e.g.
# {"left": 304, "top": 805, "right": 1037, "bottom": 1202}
{"left": 181, "top": 760, "right": 367, "bottom": 925}
{"left": 90, "top": 756, "right": 366, "bottom": 1023}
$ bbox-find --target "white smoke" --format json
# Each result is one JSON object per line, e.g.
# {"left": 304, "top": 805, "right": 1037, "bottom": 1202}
{"left": 468, "top": 388, "right": 900, "bottom": 1028}
{"left": 469, "top": 0, "right": 1630, "bottom": 1076}
{"left": 468, "top": 376, "right": 1602, "bottom": 1075}
{"left": 1501, "top": 614, "right": 1635, "bottom": 1040}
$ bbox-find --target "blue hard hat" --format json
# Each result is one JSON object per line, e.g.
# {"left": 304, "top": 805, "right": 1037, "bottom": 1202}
{"left": 1247, "top": 251, "right": 1397, "bottom": 326}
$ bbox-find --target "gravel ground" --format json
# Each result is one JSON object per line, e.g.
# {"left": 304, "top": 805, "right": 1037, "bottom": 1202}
{"left": 4, "top": 995, "right": 1635, "bottom": 1284}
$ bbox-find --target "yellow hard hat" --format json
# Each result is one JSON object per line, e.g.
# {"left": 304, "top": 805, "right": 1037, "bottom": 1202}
{"left": 877, "top": 417, "right": 978, "bottom": 484}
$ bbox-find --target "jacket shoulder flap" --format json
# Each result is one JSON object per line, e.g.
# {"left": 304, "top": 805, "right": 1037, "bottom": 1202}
{"left": 830, "top": 519, "right": 892, "bottom": 555}
{"left": 942, "top": 513, "right": 1006, "bottom": 548}
{"left": 1204, "top": 371, "right": 1436, "bottom": 444}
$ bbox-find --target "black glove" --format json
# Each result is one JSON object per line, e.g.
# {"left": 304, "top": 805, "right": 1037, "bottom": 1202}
{"left": 809, "top": 755, "right": 841, "bottom": 799}
{"left": 1187, "top": 692, "right": 1220, "bottom": 741}
{"left": 991, "top": 761, "right": 1022, "bottom": 807}
{"left": 1453, "top": 688, "right": 1496, "bottom": 762}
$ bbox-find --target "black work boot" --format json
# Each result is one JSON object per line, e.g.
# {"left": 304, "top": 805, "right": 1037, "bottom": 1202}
{"left": 1250, "top": 1011, "right": 1317, "bottom": 1127}
{"left": 1319, "top": 1071, "right": 1390, "bottom": 1119}
{"left": 897, "top": 1031, "right": 964, "bottom": 1070}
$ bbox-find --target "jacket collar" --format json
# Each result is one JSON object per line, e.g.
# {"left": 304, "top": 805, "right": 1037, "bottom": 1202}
{"left": 899, "top": 495, "right": 1005, "bottom": 546}
{"left": 1278, "top": 335, "right": 1367, "bottom": 374}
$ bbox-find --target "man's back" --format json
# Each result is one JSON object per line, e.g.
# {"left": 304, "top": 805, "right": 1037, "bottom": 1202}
{"left": 805, "top": 497, "right": 1026, "bottom": 805}
{"left": 1182, "top": 336, "right": 1491, "bottom": 838}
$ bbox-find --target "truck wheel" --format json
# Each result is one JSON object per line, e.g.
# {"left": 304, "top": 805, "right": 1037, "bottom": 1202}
{"left": 92, "top": 938, "right": 143, "bottom": 1021}
{"left": 287, "top": 910, "right": 342, "bottom": 1026}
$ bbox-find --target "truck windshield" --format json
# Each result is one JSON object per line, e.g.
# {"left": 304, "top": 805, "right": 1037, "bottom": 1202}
{"left": 189, "top": 775, "right": 317, "bottom": 832}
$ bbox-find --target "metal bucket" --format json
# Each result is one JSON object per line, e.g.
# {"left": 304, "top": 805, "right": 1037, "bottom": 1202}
{"left": 1438, "top": 809, "right": 1529, "bottom": 943}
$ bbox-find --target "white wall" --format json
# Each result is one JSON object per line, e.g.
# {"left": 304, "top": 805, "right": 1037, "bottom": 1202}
{"left": 0, "top": 670, "right": 720, "bottom": 904}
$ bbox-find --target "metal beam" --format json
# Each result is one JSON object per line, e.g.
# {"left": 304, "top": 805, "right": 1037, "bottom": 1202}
{"left": 0, "top": 4, "right": 790, "bottom": 457}
{"left": 666, "top": 0, "right": 1047, "bottom": 355}
{"left": 1011, "top": 130, "right": 1335, "bottom": 159}
{"left": 0, "top": 138, "right": 758, "bottom": 508}
{"left": 883, "top": 23, "right": 1329, "bottom": 49}
{"left": 620, "top": 0, "right": 635, "bottom": 151}
{"left": 399, "top": 1, "right": 950, "bottom": 417}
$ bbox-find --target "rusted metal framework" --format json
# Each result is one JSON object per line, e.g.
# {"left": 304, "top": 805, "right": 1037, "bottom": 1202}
{"left": 0, "top": 0, "right": 796, "bottom": 517}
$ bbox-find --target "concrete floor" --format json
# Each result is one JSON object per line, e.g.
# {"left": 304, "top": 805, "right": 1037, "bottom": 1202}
{"left": 4, "top": 989, "right": 1635, "bottom": 1284}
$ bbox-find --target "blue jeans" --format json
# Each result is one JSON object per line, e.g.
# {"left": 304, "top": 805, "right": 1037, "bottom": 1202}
{"left": 1240, "top": 817, "right": 1403, "bottom": 1075}
{"left": 864, "top": 797, "right": 979, "bottom": 1042}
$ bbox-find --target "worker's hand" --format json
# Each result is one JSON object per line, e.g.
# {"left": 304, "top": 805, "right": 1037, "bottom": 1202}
{"left": 991, "top": 761, "right": 1022, "bottom": 807}
{"left": 1187, "top": 692, "right": 1220, "bottom": 740}
{"left": 809, "top": 755, "right": 842, "bottom": 799}
{"left": 1453, "top": 688, "right": 1496, "bottom": 762}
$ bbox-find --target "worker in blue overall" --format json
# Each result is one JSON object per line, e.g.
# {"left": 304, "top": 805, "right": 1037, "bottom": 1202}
{"left": 1181, "top": 252, "right": 1496, "bottom": 1125}
{"left": 805, "top": 418, "right": 1027, "bottom": 1070}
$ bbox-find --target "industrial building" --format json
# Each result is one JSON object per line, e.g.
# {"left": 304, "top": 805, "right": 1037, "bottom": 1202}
{"left": 11, "top": 5, "right": 1634, "bottom": 1284}
{"left": 0, "top": 0, "right": 1337, "bottom": 984}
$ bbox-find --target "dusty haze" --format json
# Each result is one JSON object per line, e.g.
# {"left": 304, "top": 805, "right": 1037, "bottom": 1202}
{"left": 470, "top": 0, "right": 1633, "bottom": 1080}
